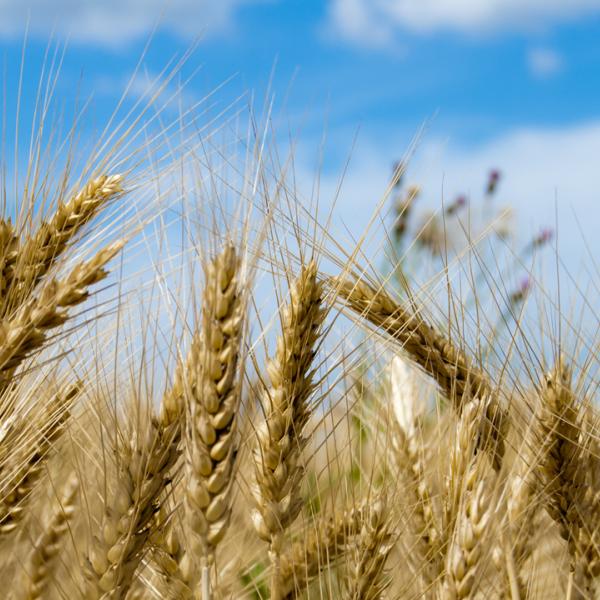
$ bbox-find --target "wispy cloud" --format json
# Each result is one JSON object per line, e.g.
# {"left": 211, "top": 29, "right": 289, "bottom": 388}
{"left": 327, "top": 0, "right": 600, "bottom": 46}
{"left": 299, "top": 120, "right": 600, "bottom": 277}
{"left": 527, "top": 47, "right": 564, "bottom": 78}
{"left": 0, "top": 0, "right": 267, "bottom": 46}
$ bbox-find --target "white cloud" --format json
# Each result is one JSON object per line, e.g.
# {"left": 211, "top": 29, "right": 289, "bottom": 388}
{"left": 301, "top": 120, "right": 600, "bottom": 285}
{"left": 0, "top": 0, "right": 265, "bottom": 46}
{"left": 327, "top": 0, "right": 600, "bottom": 44}
{"left": 527, "top": 47, "right": 564, "bottom": 78}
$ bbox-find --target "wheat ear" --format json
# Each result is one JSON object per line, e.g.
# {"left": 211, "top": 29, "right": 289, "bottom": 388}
{"left": 344, "top": 499, "right": 395, "bottom": 600}
{"left": 0, "top": 384, "right": 79, "bottom": 534}
{"left": 20, "top": 474, "right": 79, "bottom": 600}
{"left": 388, "top": 356, "right": 441, "bottom": 584}
{"left": 441, "top": 399, "right": 496, "bottom": 600}
{"left": 535, "top": 360, "right": 599, "bottom": 597}
{"left": 0, "top": 219, "right": 19, "bottom": 306}
{"left": 84, "top": 415, "right": 180, "bottom": 599}
{"left": 278, "top": 506, "right": 364, "bottom": 599}
{"left": 251, "top": 261, "right": 326, "bottom": 600}
{"left": 497, "top": 438, "right": 540, "bottom": 599}
{"left": 149, "top": 510, "right": 193, "bottom": 600}
{"left": 0, "top": 241, "right": 124, "bottom": 395}
{"left": 5, "top": 175, "right": 123, "bottom": 310}
{"left": 333, "top": 277, "right": 507, "bottom": 470}
{"left": 184, "top": 244, "right": 244, "bottom": 598}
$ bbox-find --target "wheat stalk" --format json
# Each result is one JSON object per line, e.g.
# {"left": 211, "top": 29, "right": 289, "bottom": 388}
{"left": 333, "top": 277, "right": 508, "bottom": 470}
{"left": 251, "top": 261, "right": 326, "bottom": 600}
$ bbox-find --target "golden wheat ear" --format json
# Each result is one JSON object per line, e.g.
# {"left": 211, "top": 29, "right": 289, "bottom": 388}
{"left": 532, "top": 359, "right": 600, "bottom": 597}
{"left": 332, "top": 276, "right": 508, "bottom": 470}
{"left": 250, "top": 260, "right": 326, "bottom": 600}
{"left": 0, "top": 241, "right": 124, "bottom": 396}
{"left": 343, "top": 498, "right": 395, "bottom": 600}
{"left": 495, "top": 424, "right": 540, "bottom": 599}
{"left": 183, "top": 244, "right": 245, "bottom": 597}
{"left": 20, "top": 474, "right": 79, "bottom": 600}
{"left": 388, "top": 356, "right": 441, "bottom": 586}
{"left": 440, "top": 398, "right": 498, "bottom": 600}
{"left": 0, "top": 383, "right": 79, "bottom": 536}
{"left": 3, "top": 175, "right": 124, "bottom": 314}
{"left": 278, "top": 505, "right": 365, "bottom": 599}
{"left": 84, "top": 413, "right": 180, "bottom": 599}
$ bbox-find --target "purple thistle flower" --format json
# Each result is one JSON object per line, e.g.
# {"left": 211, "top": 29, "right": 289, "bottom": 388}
{"left": 446, "top": 194, "right": 467, "bottom": 215}
{"left": 486, "top": 169, "right": 501, "bottom": 195}
{"left": 533, "top": 227, "right": 554, "bottom": 248}
{"left": 510, "top": 276, "right": 532, "bottom": 304}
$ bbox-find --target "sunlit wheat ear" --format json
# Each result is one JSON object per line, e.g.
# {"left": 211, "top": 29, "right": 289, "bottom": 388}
{"left": 0, "top": 240, "right": 124, "bottom": 396}
{"left": 84, "top": 415, "right": 180, "bottom": 599}
{"left": 279, "top": 506, "right": 365, "bottom": 599}
{"left": 4, "top": 174, "right": 124, "bottom": 313}
{"left": 20, "top": 474, "right": 79, "bottom": 600}
{"left": 344, "top": 499, "right": 395, "bottom": 600}
{"left": 0, "top": 219, "right": 19, "bottom": 300}
{"left": 534, "top": 359, "right": 600, "bottom": 596}
{"left": 577, "top": 439, "right": 600, "bottom": 597}
{"left": 333, "top": 277, "right": 508, "bottom": 470}
{"left": 388, "top": 356, "right": 441, "bottom": 584}
{"left": 250, "top": 261, "right": 326, "bottom": 600}
{"left": 149, "top": 510, "right": 193, "bottom": 600}
{"left": 0, "top": 383, "right": 79, "bottom": 535}
{"left": 441, "top": 399, "right": 496, "bottom": 600}
{"left": 183, "top": 244, "right": 244, "bottom": 596}
{"left": 496, "top": 433, "right": 540, "bottom": 599}
{"left": 161, "top": 358, "right": 186, "bottom": 429}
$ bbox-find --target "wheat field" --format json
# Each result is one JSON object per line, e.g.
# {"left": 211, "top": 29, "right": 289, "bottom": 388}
{"left": 0, "top": 48, "right": 598, "bottom": 600}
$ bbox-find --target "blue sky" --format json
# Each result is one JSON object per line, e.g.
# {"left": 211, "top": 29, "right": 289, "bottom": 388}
{"left": 2, "top": 1, "right": 600, "bottom": 307}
